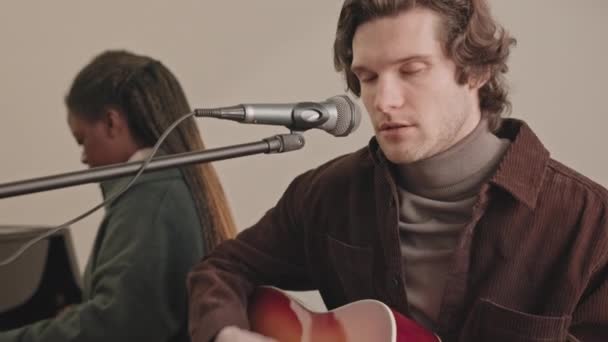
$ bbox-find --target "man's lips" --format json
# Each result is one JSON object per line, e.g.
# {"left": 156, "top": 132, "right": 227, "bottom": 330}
{"left": 379, "top": 122, "right": 414, "bottom": 131}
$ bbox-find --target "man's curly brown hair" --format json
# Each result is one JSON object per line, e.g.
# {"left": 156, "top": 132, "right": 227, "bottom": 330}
{"left": 334, "top": 0, "right": 516, "bottom": 131}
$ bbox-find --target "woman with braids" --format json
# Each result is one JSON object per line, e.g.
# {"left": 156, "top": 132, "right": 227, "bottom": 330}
{"left": 0, "top": 50, "right": 237, "bottom": 342}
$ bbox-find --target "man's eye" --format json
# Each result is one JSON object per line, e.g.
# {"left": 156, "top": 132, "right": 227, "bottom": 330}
{"left": 401, "top": 67, "right": 424, "bottom": 75}
{"left": 400, "top": 63, "right": 428, "bottom": 76}
{"left": 357, "top": 73, "right": 377, "bottom": 83}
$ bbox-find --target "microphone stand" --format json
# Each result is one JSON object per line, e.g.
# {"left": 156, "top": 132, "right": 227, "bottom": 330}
{"left": 0, "top": 133, "right": 305, "bottom": 199}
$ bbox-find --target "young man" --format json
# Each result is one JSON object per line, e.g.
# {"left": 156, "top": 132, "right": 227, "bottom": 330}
{"left": 188, "top": 1, "right": 608, "bottom": 341}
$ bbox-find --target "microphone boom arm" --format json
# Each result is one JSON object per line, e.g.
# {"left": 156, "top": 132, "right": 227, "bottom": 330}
{"left": 0, "top": 133, "right": 305, "bottom": 199}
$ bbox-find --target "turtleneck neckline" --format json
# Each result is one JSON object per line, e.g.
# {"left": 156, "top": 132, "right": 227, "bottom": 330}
{"left": 395, "top": 119, "right": 510, "bottom": 200}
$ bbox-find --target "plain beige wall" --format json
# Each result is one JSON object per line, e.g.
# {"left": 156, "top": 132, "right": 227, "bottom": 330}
{"left": 0, "top": 1, "right": 607, "bottom": 311}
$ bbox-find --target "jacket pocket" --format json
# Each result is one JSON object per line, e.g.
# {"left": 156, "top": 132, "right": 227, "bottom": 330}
{"left": 326, "top": 235, "right": 374, "bottom": 301}
{"left": 464, "top": 298, "right": 571, "bottom": 341}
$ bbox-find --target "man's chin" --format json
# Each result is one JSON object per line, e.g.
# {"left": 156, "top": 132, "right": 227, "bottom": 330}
{"left": 381, "top": 148, "right": 423, "bottom": 165}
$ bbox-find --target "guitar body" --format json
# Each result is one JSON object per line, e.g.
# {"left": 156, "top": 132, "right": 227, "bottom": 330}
{"left": 248, "top": 287, "right": 441, "bottom": 342}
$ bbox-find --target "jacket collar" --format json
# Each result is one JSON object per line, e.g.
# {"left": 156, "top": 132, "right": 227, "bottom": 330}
{"left": 367, "top": 118, "right": 550, "bottom": 209}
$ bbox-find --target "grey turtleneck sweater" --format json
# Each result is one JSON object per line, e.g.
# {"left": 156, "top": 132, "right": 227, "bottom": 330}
{"left": 395, "top": 120, "right": 510, "bottom": 329}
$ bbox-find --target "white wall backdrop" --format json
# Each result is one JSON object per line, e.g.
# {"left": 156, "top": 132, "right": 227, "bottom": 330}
{"left": 0, "top": 1, "right": 606, "bottom": 310}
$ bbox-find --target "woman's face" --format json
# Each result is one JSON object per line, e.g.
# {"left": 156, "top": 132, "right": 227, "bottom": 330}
{"left": 67, "top": 111, "right": 135, "bottom": 167}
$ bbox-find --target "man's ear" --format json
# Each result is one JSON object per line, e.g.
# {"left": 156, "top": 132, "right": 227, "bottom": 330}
{"left": 469, "top": 67, "right": 491, "bottom": 90}
{"left": 101, "top": 108, "right": 129, "bottom": 139}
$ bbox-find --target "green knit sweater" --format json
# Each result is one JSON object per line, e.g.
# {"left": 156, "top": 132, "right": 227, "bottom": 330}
{"left": 1, "top": 167, "right": 204, "bottom": 342}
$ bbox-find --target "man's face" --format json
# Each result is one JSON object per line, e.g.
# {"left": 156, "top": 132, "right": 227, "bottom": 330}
{"left": 351, "top": 8, "right": 482, "bottom": 164}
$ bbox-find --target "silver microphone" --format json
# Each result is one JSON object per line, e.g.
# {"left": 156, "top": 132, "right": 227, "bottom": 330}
{"left": 194, "top": 95, "right": 361, "bottom": 137}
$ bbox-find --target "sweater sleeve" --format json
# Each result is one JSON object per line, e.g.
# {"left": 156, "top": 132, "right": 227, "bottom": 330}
{"left": 1, "top": 182, "right": 203, "bottom": 342}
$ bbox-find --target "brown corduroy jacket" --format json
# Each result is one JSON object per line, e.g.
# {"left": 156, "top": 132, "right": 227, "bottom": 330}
{"left": 188, "top": 119, "right": 608, "bottom": 342}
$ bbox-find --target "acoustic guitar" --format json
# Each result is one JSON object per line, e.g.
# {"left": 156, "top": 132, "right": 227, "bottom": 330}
{"left": 248, "top": 286, "right": 441, "bottom": 342}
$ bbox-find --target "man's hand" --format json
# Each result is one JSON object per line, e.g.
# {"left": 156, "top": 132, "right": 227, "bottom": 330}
{"left": 215, "top": 326, "right": 278, "bottom": 342}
